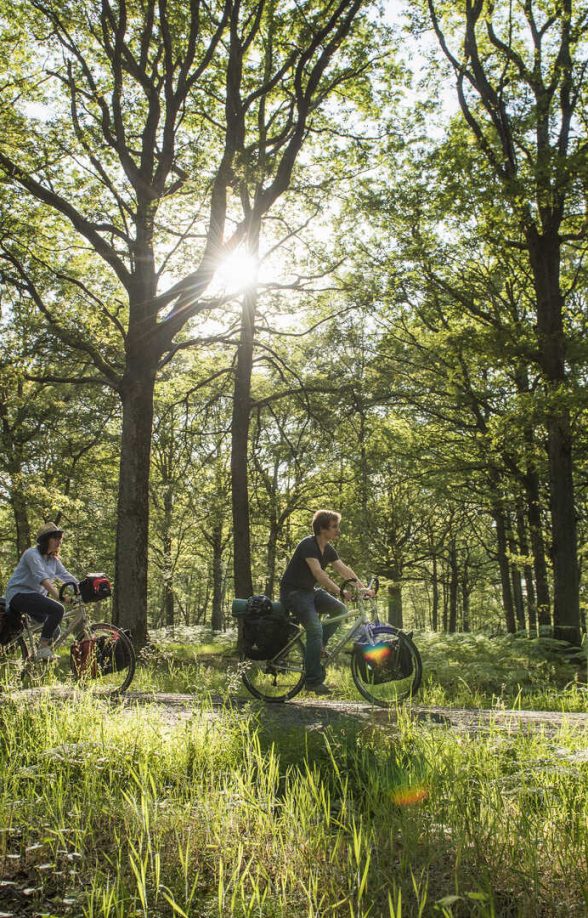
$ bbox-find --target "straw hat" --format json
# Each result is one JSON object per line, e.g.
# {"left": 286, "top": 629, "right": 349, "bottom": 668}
{"left": 36, "top": 522, "right": 64, "bottom": 542}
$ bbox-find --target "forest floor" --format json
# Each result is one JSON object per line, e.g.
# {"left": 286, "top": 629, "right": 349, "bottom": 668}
{"left": 119, "top": 691, "right": 588, "bottom": 735}
{"left": 6, "top": 687, "right": 588, "bottom": 736}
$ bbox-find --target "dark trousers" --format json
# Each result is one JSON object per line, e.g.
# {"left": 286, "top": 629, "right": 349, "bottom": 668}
{"left": 9, "top": 593, "right": 64, "bottom": 640}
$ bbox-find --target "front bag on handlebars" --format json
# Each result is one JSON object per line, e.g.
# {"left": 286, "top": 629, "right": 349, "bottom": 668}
{"left": 78, "top": 574, "right": 112, "bottom": 603}
{"left": 354, "top": 636, "right": 414, "bottom": 684}
{"left": 232, "top": 594, "right": 290, "bottom": 661}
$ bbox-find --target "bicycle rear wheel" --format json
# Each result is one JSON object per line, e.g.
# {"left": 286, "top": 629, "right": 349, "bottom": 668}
{"left": 351, "top": 626, "right": 422, "bottom": 707}
{"left": 69, "top": 623, "right": 136, "bottom": 695}
{"left": 241, "top": 627, "right": 305, "bottom": 702}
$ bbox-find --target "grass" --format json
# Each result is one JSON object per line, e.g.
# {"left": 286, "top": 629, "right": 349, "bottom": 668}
{"left": 131, "top": 627, "right": 588, "bottom": 714}
{"left": 0, "top": 692, "right": 586, "bottom": 917}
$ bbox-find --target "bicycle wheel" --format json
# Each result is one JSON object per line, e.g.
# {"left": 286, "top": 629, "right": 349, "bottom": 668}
{"left": 0, "top": 635, "right": 29, "bottom": 689}
{"left": 69, "top": 623, "right": 136, "bottom": 695}
{"left": 351, "top": 625, "right": 422, "bottom": 707}
{"left": 241, "top": 627, "right": 306, "bottom": 702}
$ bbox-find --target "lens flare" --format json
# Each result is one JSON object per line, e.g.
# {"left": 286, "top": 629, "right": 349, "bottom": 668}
{"left": 390, "top": 786, "right": 429, "bottom": 806}
{"left": 362, "top": 643, "right": 394, "bottom": 664}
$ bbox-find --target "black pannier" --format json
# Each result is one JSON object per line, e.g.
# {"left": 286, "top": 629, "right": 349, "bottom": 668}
{"left": 94, "top": 631, "right": 132, "bottom": 674}
{"left": 78, "top": 574, "right": 112, "bottom": 603}
{"left": 0, "top": 598, "right": 23, "bottom": 646}
{"left": 233, "top": 594, "right": 290, "bottom": 661}
{"left": 354, "top": 636, "right": 414, "bottom": 684}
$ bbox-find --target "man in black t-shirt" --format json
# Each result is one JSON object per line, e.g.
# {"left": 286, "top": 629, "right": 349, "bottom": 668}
{"left": 280, "top": 509, "right": 372, "bottom": 695}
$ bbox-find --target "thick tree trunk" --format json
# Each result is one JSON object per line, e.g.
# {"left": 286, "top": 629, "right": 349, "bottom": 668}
{"left": 231, "top": 287, "right": 256, "bottom": 600}
{"left": 387, "top": 582, "right": 403, "bottom": 628}
{"left": 527, "top": 227, "right": 580, "bottom": 644}
{"left": 113, "top": 361, "right": 156, "bottom": 645}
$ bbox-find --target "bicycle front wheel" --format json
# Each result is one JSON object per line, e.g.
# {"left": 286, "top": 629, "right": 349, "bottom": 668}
{"left": 241, "top": 627, "right": 305, "bottom": 702}
{"left": 351, "top": 626, "right": 422, "bottom": 707}
{"left": 69, "top": 623, "right": 136, "bottom": 695}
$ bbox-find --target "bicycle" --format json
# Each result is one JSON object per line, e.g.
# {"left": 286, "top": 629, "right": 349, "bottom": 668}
{"left": 0, "top": 581, "right": 136, "bottom": 695}
{"left": 238, "top": 579, "right": 422, "bottom": 707}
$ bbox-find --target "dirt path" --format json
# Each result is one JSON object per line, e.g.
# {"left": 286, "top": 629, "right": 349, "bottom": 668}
{"left": 4, "top": 687, "right": 588, "bottom": 734}
{"left": 120, "top": 691, "right": 588, "bottom": 734}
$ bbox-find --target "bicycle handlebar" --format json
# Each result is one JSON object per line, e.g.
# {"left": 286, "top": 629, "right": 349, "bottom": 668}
{"left": 59, "top": 581, "right": 80, "bottom": 601}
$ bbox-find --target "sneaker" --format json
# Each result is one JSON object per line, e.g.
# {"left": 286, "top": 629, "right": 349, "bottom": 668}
{"left": 305, "top": 682, "right": 332, "bottom": 696}
{"left": 35, "top": 644, "right": 56, "bottom": 662}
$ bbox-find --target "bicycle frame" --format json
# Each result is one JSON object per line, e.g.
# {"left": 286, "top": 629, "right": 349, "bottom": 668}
{"left": 273, "top": 593, "right": 383, "bottom": 668}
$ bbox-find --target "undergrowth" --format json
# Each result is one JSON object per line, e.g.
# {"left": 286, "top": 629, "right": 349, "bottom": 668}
{"left": 0, "top": 694, "right": 586, "bottom": 916}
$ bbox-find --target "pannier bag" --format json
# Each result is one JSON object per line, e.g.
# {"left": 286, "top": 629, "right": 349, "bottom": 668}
{"left": 0, "top": 598, "right": 24, "bottom": 646}
{"left": 232, "top": 594, "right": 290, "bottom": 661}
{"left": 354, "top": 637, "right": 414, "bottom": 684}
{"left": 71, "top": 631, "right": 132, "bottom": 677}
{"left": 71, "top": 638, "right": 98, "bottom": 677}
{"left": 94, "top": 631, "right": 132, "bottom": 674}
{"left": 78, "top": 574, "right": 112, "bottom": 603}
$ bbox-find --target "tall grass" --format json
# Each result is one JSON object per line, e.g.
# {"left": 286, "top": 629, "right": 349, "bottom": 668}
{"left": 0, "top": 693, "right": 586, "bottom": 916}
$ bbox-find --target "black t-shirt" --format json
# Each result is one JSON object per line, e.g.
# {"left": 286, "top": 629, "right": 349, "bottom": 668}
{"left": 280, "top": 536, "right": 339, "bottom": 596}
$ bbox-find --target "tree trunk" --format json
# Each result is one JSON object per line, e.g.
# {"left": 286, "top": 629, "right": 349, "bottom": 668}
{"left": 10, "top": 468, "right": 31, "bottom": 556}
{"left": 265, "top": 518, "right": 279, "bottom": 598}
{"left": 461, "top": 582, "right": 470, "bottom": 632}
{"left": 508, "top": 525, "right": 526, "bottom": 633}
{"left": 523, "top": 467, "right": 551, "bottom": 631}
{"left": 113, "top": 361, "right": 156, "bottom": 645}
{"left": 492, "top": 503, "right": 516, "bottom": 634}
{"left": 211, "top": 521, "right": 224, "bottom": 631}
{"left": 162, "top": 486, "right": 174, "bottom": 627}
{"left": 231, "top": 283, "right": 257, "bottom": 599}
{"left": 387, "top": 582, "right": 403, "bottom": 628}
{"left": 517, "top": 507, "right": 537, "bottom": 636}
{"left": 431, "top": 553, "right": 439, "bottom": 631}
{"left": 527, "top": 226, "right": 580, "bottom": 644}
{"left": 448, "top": 540, "right": 458, "bottom": 633}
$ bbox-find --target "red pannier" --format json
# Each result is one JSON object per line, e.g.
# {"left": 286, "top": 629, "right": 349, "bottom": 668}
{"left": 78, "top": 573, "right": 112, "bottom": 603}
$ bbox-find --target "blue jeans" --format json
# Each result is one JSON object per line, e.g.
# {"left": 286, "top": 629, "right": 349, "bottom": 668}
{"left": 281, "top": 589, "right": 346, "bottom": 685}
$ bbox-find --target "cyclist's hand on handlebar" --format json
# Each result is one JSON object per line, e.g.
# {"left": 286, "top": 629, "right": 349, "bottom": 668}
{"left": 360, "top": 587, "right": 375, "bottom": 599}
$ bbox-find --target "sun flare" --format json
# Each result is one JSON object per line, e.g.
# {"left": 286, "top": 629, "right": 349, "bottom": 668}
{"left": 213, "top": 250, "right": 259, "bottom": 296}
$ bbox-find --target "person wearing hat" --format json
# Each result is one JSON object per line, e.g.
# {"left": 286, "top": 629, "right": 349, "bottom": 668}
{"left": 5, "top": 522, "right": 77, "bottom": 661}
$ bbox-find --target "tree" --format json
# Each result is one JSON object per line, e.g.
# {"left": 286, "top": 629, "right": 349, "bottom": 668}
{"left": 425, "top": 0, "right": 588, "bottom": 643}
{"left": 0, "top": 0, "right": 370, "bottom": 642}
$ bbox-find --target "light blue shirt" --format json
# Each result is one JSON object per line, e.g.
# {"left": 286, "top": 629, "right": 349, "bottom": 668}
{"left": 5, "top": 547, "right": 76, "bottom": 607}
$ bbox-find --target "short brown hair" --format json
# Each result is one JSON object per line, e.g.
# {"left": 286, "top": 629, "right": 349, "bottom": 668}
{"left": 312, "top": 510, "right": 341, "bottom": 536}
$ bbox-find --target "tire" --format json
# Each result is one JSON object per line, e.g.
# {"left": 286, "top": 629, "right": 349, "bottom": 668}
{"left": 69, "top": 623, "right": 136, "bottom": 695}
{"left": 351, "top": 625, "right": 422, "bottom": 707}
{"left": 241, "top": 625, "right": 306, "bottom": 702}
{"left": 0, "top": 635, "right": 30, "bottom": 689}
